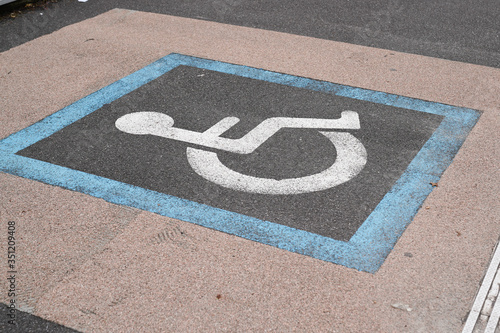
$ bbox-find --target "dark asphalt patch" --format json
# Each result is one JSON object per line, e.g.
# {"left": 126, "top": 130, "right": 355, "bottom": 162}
{"left": 0, "top": 302, "right": 80, "bottom": 333}
{"left": 0, "top": 0, "right": 499, "bottom": 67}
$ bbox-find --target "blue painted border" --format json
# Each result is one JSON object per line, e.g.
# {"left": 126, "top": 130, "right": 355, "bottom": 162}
{"left": 0, "top": 53, "right": 480, "bottom": 273}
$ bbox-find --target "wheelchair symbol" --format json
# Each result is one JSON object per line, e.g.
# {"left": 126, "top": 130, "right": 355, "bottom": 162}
{"left": 115, "top": 111, "right": 367, "bottom": 194}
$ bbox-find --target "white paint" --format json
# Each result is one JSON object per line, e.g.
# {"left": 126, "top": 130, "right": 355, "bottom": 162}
{"left": 482, "top": 269, "right": 500, "bottom": 317}
{"left": 462, "top": 243, "right": 500, "bottom": 333}
{"left": 115, "top": 111, "right": 367, "bottom": 194}
{"left": 115, "top": 111, "right": 360, "bottom": 154}
{"left": 485, "top": 269, "right": 500, "bottom": 332}
{"left": 187, "top": 131, "right": 367, "bottom": 194}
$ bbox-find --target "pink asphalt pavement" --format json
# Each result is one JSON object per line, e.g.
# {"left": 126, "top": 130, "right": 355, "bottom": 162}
{"left": 1, "top": 9, "right": 499, "bottom": 332}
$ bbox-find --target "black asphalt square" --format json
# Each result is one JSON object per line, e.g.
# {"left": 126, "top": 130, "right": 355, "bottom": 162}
{"left": 17, "top": 65, "right": 443, "bottom": 241}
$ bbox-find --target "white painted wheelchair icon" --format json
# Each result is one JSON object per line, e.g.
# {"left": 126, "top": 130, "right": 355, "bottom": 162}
{"left": 115, "top": 111, "right": 367, "bottom": 195}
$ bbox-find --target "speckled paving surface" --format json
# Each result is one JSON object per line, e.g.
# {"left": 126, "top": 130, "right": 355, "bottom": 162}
{"left": 1, "top": 9, "right": 499, "bottom": 332}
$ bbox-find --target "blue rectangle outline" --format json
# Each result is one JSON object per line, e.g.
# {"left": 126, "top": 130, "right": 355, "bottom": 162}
{"left": 0, "top": 53, "right": 481, "bottom": 273}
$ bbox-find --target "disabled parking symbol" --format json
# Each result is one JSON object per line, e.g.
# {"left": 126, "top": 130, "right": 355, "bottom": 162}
{"left": 0, "top": 53, "right": 480, "bottom": 272}
{"left": 115, "top": 111, "right": 367, "bottom": 194}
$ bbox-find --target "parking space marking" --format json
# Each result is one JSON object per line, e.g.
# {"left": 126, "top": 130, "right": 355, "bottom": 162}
{"left": 0, "top": 53, "right": 480, "bottom": 273}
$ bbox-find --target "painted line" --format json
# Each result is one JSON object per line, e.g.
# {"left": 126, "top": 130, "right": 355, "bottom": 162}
{"left": 462, "top": 242, "right": 500, "bottom": 333}
{"left": 0, "top": 53, "right": 481, "bottom": 273}
{"left": 485, "top": 281, "right": 500, "bottom": 332}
